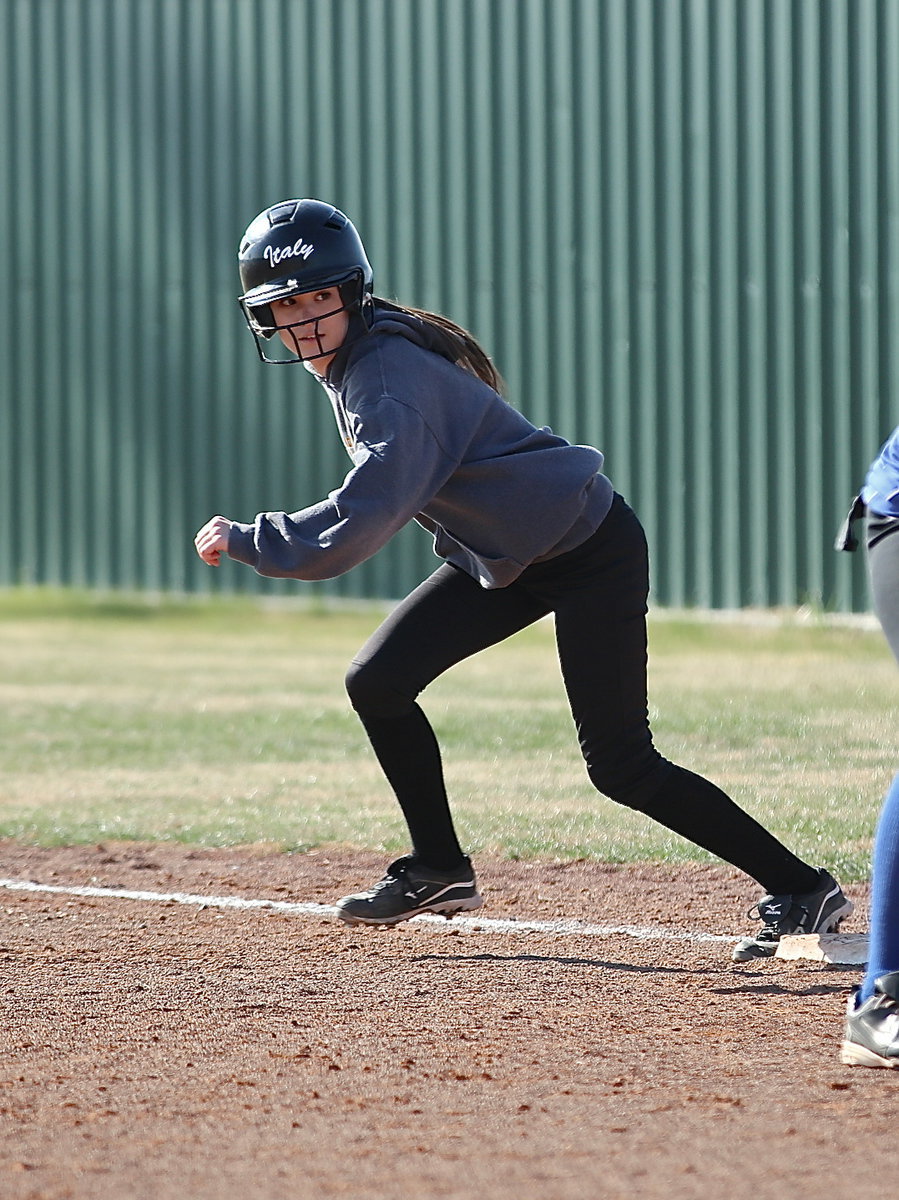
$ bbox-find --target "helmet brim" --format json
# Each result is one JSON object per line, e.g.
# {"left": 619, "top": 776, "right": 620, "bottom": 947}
{"left": 238, "top": 267, "right": 367, "bottom": 310}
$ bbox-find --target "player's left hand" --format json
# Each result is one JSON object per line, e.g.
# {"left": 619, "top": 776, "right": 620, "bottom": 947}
{"left": 194, "top": 515, "right": 233, "bottom": 566}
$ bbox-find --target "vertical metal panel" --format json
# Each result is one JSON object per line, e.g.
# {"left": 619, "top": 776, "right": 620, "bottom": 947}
{"left": 793, "top": 0, "right": 826, "bottom": 607}
{"left": 820, "top": 1, "right": 854, "bottom": 611}
{"left": 708, "top": 0, "right": 741, "bottom": 608}
{"left": 681, "top": 0, "right": 715, "bottom": 605}
{"left": 767, "top": 0, "right": 797, "bottom": 607}
{"left": 2, "top": 0, "right": 898, "bottom": 610}
{"left": 653, "top": 0, "right": 687, "bottom": 607}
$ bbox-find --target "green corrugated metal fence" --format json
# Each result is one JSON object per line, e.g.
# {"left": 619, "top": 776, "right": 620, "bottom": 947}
{"left": 2, "top": 0, "right": 898, "bottom": 609}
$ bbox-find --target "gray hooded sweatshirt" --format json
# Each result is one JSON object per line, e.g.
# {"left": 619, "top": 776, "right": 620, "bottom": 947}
{"left": 227, "top": 307, "right": 614, "bottom": 589}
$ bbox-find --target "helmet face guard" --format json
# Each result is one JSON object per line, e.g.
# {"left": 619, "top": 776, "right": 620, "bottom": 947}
{"left": 239, "top": 270, "right": 368, "bottom": 365}
{"left": 237, "top": 199, "right": 373, "bottom": 366}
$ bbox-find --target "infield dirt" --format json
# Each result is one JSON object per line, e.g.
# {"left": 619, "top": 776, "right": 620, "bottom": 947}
{"left": 1, "top": 840, "right": 896, "bottom": 1200}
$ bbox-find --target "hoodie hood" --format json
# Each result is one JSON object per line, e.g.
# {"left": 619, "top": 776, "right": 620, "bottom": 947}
{"left": 326, "top": 300, "right": 460, "bottom": 384}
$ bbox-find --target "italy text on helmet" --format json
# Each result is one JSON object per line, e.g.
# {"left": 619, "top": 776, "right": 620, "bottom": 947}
{"left": 264, "top": 239, "right": 314, "bottom": 268}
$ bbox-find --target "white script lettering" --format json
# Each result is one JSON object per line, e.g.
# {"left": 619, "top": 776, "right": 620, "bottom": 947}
{"left": 264, "top": 238, "right": 315, "bottom": 268}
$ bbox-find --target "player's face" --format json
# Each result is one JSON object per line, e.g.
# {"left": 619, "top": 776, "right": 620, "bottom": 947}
{"left": 270, "top": 288, "right": 350, "bottom": 370}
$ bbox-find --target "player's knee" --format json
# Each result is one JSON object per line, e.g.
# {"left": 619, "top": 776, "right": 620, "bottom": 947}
{"left": 344, "top": 659, "right": 411, "bottom": 719}
{"left": 585, "top": 747, "right": 671, "bottom": 812}
{"left": 344, "top": 659, "right": 383, "bottom": 713}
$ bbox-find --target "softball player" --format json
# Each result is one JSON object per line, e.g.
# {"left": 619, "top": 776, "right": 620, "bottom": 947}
{"left": 837, "top": 429, "right": 899, "bottom": 1065}
{"left": 195, "top": 198, "right": 852, "bottom": 959}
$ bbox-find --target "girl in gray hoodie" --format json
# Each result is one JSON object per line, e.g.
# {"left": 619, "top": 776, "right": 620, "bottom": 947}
{"left": 195, "top": 199, "right": 851, "bottom": 959}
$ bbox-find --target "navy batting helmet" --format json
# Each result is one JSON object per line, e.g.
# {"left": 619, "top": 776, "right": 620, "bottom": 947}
{"left": 237, "top": 199, "right": 373, "bottom": 364}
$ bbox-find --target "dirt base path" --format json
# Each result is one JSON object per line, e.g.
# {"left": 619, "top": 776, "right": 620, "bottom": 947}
{"left": 0, "top": 841, "right": 894, "bottom": 1200}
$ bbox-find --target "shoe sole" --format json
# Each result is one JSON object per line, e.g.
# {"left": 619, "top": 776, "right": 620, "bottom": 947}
{"left": 840, "top": 1039, "right": 899, "bottom": 1069}
{"left": 731, "top": 899, "right": 855, "bottom": 963}
{"left": 336, "top": 894, "right": 483, "bottom": 927}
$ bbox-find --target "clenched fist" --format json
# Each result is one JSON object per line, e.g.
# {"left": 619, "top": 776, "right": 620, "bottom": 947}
{"left": 194, "top": 515, "right": 233, "bottom": 566}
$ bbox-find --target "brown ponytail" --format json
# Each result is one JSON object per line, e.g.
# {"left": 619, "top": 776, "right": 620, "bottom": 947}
{"left": 373, "top": 297, "right": 505, "bottom": 394}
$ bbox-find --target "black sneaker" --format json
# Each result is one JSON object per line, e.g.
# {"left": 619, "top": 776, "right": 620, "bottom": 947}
{"left": 731, "top": 868, "right": 854, "bottom": 962}
{"left": 841, "top": 973, "right": 899, "bottom": 1068}
{"left": 335, "top": 855, "right": 483, "bottom": 926}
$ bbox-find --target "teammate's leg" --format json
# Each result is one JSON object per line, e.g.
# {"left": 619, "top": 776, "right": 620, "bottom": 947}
{"left": 840, "top": 520, "right": 899, "bottom": 1064}
{"left": 859, "top": 522, "right": 899, "bottom": 1000}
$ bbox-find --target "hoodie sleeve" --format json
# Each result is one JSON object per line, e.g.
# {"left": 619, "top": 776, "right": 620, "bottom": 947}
{"left": 226, "top": 396, "right": 456, "bottom": 580}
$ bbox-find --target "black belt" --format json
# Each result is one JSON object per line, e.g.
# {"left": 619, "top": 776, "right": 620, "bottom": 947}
{"left": 835, "top": 494, "right": 899, "bottom": 553}
{"left": 834, "top": 494, "right": 867, "bottom": 552}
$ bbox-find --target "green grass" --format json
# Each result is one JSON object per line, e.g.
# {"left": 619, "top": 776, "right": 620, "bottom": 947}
{"left": 0, "top": 589, "right": 894, "bottom": 879}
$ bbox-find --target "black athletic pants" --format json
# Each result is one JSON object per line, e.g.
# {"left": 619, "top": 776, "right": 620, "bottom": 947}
{"left": 345, "top": 493, "right": 819, "bottom": 894}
